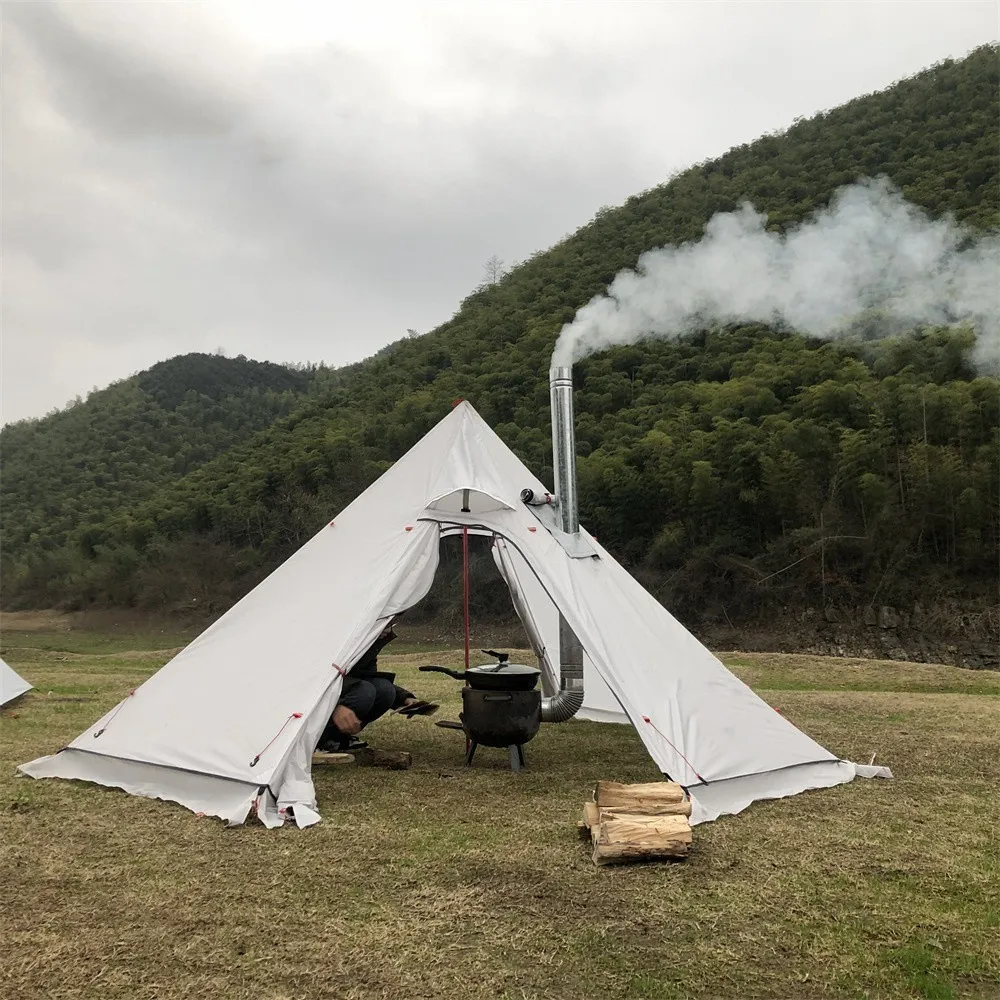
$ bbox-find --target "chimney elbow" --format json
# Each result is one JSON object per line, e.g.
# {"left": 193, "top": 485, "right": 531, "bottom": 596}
{"left": 541, "top": 679, "right": 584, "bottom": 723}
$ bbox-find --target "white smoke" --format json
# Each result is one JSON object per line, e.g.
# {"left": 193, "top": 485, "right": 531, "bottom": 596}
{"left": 552, "top": 177, "right": 1000, "bottom": 371}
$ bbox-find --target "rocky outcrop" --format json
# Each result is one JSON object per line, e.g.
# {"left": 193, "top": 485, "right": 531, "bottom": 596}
{"left": 699, "top": 601, "right": 999, "bottom": 670}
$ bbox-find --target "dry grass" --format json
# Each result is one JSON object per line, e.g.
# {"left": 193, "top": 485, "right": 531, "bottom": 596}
{"left": 1, "top": 632, "right": 998, "bottom": 1000}
{"left": 719, "top": 651, "right": 1000, "bottom": 697}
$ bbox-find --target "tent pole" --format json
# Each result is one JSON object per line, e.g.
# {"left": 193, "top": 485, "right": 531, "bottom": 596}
{"left": 463, "top": 525, "right": 471, "bottom": 757}
{"left": 462, "top": 526, "right": 470, "bottom": 672}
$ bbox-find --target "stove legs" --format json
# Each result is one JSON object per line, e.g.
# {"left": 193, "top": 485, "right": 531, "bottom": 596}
{"left": 464, "top": 742, "right": 526, "bottom": 771}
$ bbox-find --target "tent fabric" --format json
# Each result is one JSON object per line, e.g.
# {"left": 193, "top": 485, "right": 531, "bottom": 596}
{"left": 492, "top": 537, "right": 626, "bottom": 719}
{"left": 20, "top": 401, "right": 890, "bottom": 825}
{"left": 1, "top": 658, "right": 32, "bottom": 706}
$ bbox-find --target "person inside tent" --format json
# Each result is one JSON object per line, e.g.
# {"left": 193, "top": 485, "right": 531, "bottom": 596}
{"left": 317, "top": 614, "right": 437, "bottom": 753}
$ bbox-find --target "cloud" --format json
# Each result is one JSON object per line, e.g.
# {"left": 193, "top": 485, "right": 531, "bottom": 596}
{"left": 3, "top": 3, "right": 244, "bottom": 139}
{"left": 1, "top": 1, "right": 996, "bottom": 422}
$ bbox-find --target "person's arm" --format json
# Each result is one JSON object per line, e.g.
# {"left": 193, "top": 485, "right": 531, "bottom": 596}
{"left": 392, "top": 684, "right": 416, "bottom": 709}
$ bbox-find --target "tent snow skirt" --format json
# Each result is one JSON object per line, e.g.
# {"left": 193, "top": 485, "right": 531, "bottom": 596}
{"left": 19, "top": 402, "right": 890, "bottom": 826}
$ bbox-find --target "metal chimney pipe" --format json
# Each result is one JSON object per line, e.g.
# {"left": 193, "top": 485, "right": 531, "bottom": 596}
{"left": 541, "top": 366, "right": 585, "bottom": 723}
{"left": 549, "top": 367, "right": 579, "bottom": 534}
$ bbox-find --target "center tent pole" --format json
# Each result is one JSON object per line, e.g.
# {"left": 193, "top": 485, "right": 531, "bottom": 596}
{"left": 462, "top": 524, "right": 471, "bottom": 756}
{"left": 462, "top": 525, "right": 470, "bottom": 672}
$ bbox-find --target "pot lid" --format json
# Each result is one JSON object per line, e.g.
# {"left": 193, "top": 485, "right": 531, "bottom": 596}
{"left": 469, "top": 663, "right": 540, "bottom": 675}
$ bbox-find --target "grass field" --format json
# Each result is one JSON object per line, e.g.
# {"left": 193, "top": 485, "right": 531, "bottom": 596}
{"left": 1, "top": 628, "right": 998, "bottom": 1000}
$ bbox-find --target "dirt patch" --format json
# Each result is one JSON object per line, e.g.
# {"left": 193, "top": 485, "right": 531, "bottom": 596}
{"left": 0, "top": 610, "right": 75, "bottom": 632}
{"left": 2, "top": 647, "right": 187, "bottom": 662}
{"left": 0, "top": 607, "right": 205, "bottom": 636}
{"left": 700, "top": 613, "right": 999, "bottom": 671}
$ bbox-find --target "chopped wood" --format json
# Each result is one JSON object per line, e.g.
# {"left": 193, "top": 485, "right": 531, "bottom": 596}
{"left": 597, "top": 814, "right": 693, "bottom": 845}
{"left": 579, "top": 800, "right": 691, "bottom": 839}
{"left": 582, "top": 801, "right": 601, "bottom": 829}
{"left": 594, "top": 779, "right": 686, "bottom": 812}
{"left": 582, "top": 780, "right": 694, "bottom": 865}
{"left": 600, "top": 800, "right": 691, "bottom": 818}
{"left": 591, "top": 814, "right": 692, "bottom": 865}
{"left": 591, "top": 838, "right": 690, "bottom": 865}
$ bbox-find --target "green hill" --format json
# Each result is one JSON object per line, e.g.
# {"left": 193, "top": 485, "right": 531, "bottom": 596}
{"left": 1, "top": 46, "right": 997, "bottom": 627}
{"left": 0, "top": 353, "right": 316, "bottom": 594}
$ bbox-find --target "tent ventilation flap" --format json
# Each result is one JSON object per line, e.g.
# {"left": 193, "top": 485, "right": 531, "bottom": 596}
{"left": 541, "top": 366, "right": 584, "bottom": 722}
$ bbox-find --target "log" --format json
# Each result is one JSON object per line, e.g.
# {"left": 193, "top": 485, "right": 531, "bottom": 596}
{"left": 596, "top": 814, "right": 692, "bottom": 845}
{"left": 580, "top": 801, "right": 691, "bottom": 837}
{"left": 600, "top": 799, "right": 691, "bottom": 818}
{"left": 591, "top": 814, "right": 692, "bottom": 866}
{"left": 592, "top": 838, "right": 690, "bottom": 865}
{"left": 594, "top": 780, "right": 686, "bottom": 812}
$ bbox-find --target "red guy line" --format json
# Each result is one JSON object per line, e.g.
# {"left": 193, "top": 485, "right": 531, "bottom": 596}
{"left": 93, "top": 689, "right": 136, "bottom": 738}
{"left": 250, "top": 713, "right": 303, "bottom": 767}
{"left": 641, "top": 715, "right": 707, "bottom": 784}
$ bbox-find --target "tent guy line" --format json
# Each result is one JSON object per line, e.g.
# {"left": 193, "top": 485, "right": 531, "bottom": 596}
{"left": 92, "top": 688, "right": 136, "bottom": 737}
{"left": 640, "top": 716, "right": 706, "bottom": 785}
{"left": 250, "top": 712, "right": 304, "bottom": 768}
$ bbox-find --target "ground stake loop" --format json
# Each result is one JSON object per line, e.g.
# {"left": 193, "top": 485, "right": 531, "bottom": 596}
{"left": 250, "top": 713, "right": 304, "bottom": 767}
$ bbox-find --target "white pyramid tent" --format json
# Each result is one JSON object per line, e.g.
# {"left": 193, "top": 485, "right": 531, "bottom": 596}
{"left": 1, "top": 657, "right": 32, "bottom": 706}
{"left": 20, "top": 401, "right": 889, "bottom": 826}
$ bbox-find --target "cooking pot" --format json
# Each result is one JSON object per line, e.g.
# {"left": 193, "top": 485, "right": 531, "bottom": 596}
{"left": 459, "top": 687, "right": 541, "bottom": 748}
{"left": 419, "top": 650, "right": 540, "bottom": 691}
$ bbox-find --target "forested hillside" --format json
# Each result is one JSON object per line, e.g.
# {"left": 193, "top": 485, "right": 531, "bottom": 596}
{"left": 1, "top": 47, "right": 997, "bottom": 632}
{"left": 1, "top": 354, "right": 315, "bottom": 578}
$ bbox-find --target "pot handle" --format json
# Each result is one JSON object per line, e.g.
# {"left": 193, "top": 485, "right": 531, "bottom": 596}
{"left": 419, "top": 665, "right": 465, "bottom": 680}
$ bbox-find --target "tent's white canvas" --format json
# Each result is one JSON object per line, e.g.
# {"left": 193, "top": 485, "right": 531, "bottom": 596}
{"left": 20, "top": 402, "right": 890, "bottom": 826}
{"left": 1, "top": 657, "right": 32, "bottom": 706}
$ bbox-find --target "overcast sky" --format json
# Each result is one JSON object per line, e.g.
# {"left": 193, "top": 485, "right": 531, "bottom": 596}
{"left": 2, "top": 1, "right": 996, "bottom": 425}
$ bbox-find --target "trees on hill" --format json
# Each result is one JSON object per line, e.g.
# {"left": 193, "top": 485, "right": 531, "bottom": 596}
{"left": 1, "top": 46, "right": 997, "bottom": 624}
{"left": 0, "top": 354, "right": 316, "bottom": 587}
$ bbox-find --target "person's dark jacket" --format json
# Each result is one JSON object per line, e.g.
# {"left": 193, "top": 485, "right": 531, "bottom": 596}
{"left": 349, "top": 628, "right": 413, "bottom": 706}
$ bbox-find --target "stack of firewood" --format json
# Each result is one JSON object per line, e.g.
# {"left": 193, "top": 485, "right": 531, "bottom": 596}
{"left": 579, "top": 780, "right": 693, "bottom": 866}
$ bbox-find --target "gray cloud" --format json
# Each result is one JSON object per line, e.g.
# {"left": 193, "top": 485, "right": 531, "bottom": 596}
{"left": 4, "top": 3, "right": 244, "bottom": 139}
{"left": 1, "top": 1, "right": 996, "bottom": 423}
